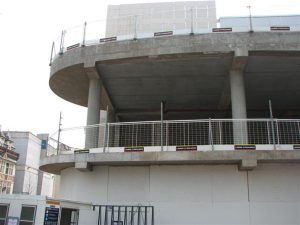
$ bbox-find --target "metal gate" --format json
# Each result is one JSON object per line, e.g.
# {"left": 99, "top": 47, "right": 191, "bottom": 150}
{"left": 92, "top": 205, "right": 154, "bottom": 225}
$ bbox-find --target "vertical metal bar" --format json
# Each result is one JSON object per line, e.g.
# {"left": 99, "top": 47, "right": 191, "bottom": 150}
{"left": 124, "top": 206, "right": 127, "bottom": 225}
{"left": 267, "top": 121, "right": 271, "bottom": 144}
{"left": 145, "top": 206, "right": 148, "bottom": 225}
{"left": 276, "top": 119, "right": 280, "bottom": 145}
{"left": 104, "top": 206, "right": 108, "bottom": 225}
{"left": 151, "top": 206, "right": 154, "bottom": 225}
{"left": 297, "top": 122, "right": 300, "bottom": 142}
{"left": 209, "top": 118, "right": 214, "bottom": 150}
{"left": 131, "top": 206, "right": 134, "bottom": 225}
{"left": 56, "top": 112, "right": 62, "bottom": 155}
{"left": 49, "top": 41, "right": 55, "bottom": 66}
{"left": 82, "top": 21, "right": 87, "bottom": 46}
{"left": 59, "top": 30, "right": 65, "bottom": 54}
{"left": 134, "top": 15, "right": 138, "bottom": 40}
{"left": 118, "top": 206, "right": 121, "bottom": 223}
{"left": 106, "top": 124, "right": 110, "bottom": 152}
{"left": 166, "top": 121, "right": 169, "bottom": 151}
{"left": 111, "top": 206, "right": 114, "bottom": 225}
{"left": 218, "top": 121, "right": 222, "bottom": 144}
{"left": 98, "top": 206, "right": 101, "bottom": 225}
{"left": 190, "top": 8, "right": 194, "bottom": 34}
{"left": 137, "top": 206, "right": 141, "bottom": 225}
{"left": 161, "top": 101, "right": 164, "bottom": 151}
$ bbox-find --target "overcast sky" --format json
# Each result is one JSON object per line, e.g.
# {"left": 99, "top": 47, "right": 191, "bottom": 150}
{"left": 0, "top": 0, "right": 299, "bottom": 136}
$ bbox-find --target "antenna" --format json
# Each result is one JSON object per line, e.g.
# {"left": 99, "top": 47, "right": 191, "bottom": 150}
{"left": 56, "top": 112, "right": 63, "bottom": 155}
{"left": 247, "top": 5, "right": 253, "bottom": 32}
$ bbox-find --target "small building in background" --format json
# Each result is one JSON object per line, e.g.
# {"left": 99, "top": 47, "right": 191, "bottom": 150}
{"left": 0, "top": 131, "right": 19, "bottom": 194}
{"left": 7, "top": 132, "right": 56, "bottom": 197}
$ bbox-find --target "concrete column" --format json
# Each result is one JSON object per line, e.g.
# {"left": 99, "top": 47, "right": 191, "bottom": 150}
{"left": 230, "top": 70, "right": 247, "bottom": 120}
{"left": 85, "top": 78, "right": 102, "bottom": 149}
{"left": 230, "top": 70, "right": 248, "bottom": 144}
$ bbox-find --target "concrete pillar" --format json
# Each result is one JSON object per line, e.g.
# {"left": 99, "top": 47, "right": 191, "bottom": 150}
{"left": 230, "top": 70, "right": 248, "bottom": 144}
{"left": 230, "top": 48, "right": 249, "bottom": 144}
{"left": 85, "top": 78, "right": 101, "bottom": 149}
{"left": 230, "top": 70, "right": 247, "bottom": 120}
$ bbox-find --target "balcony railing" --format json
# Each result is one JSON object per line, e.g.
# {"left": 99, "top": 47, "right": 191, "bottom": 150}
{"left": 49, "top": 9, "right": 300, "bottom": 65}
{"left": 47, "top": 119, "right": 300, "bottom": 155}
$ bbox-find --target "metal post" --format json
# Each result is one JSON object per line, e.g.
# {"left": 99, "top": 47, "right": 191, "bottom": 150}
{"left": 161, "top": 101, "right": 164, "bottom": 151}
{"left": 82, "top": 21, "right": 87, "bottom": 46}
{"left": 49, "top": 42, "right": 55, "bottom": 66}
{"left": 247, "top": 5, "right": 253, "bottom": 32}
{"left": 269, "top": 100, "right": 276, "bottom": 150}
{"left": 124, "top": 206, "right": 127, "bottom": 225}
{"left": 117, "top": 206, "right": 121, "bottom": 223}
{"left": 59, "top": 30, "right": 65, "bottom": 54}
{"left": 276, "top": 119, "right": 280, "bottom": 145}
{"left": 137, "top": 206, "right": 141, "bottom": 225}
{"left": 166, "top": 122, "right": 169, "bottom": 151}
{"left": 104, "top": 206, "right": 108, "bottom": 225}
{"left": 98, "top": 206, "right": 101, "bottom": 225}
{"left": 131, "top": 206, "right": 134, "bottom": 225}
{"left": 56, "top": 112, "right": 62, "bottom": 155}
{"left": 145, "top": 206, "right": 148, "bottom": 225}
{"left": 190, "top": 8, "right": 194, "bottom": 35}
{"left": 209, "top": 118, "right": 214, "bottom": 150}
{"left": 111, "top": 206, "right": 114, "bottom": 225}
{"left": 151, "top": 206, "right": 154, "bottom": 225}
{"left": 134, "top": 15, "right": 138, "bottom": 40}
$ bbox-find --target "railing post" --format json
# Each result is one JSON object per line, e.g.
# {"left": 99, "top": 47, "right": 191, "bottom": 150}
{"left": 209, "top": 118, "right": 214, "bottom": 151}
{"left": 59, "top": 30, "right": 65, "bottom": 55}
{"left": 106, "top": 124, "right": 110, "bottom": 152}
{"left": 276, "top": 119, "right": 280, "bottom": 146}
{"left": 161, "top": 101, "right": 164, "bottom": 151}
{"left": 82, "top": 21, "right": 87, "bottom": 46}
{"left": 134, "top": 15, "right": 138, "bottom": 40}
{"left": 49, "top": 41, "right": 55, "bottom": 66}
{"left": 190, "top": 8, "right": 194, "bottom": 35}
{"left": 165, "top": 121, "right": 169, "bottom": 151}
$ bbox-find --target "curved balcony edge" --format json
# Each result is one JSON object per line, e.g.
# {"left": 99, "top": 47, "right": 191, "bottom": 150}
{"left": 39, "top": 150, "right": 300, "bottom": 175}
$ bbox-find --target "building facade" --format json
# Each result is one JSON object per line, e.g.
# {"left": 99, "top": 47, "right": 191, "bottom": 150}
{"left": 0, "top": 132, "right": 19, "bottom": 195}
{"left": 45, "top": 4, "right": 300, "bottom": 225}
{"left": 8, "top": 132, "right": 55, "bottom": 197}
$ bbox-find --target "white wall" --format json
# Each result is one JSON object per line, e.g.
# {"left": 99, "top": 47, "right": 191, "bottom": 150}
{"left": 59, "top": 164, "right": 300, "bottom": 225}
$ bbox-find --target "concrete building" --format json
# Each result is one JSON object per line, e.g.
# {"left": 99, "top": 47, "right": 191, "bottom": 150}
{"left": 8, "top": 132, "right": 55, "bottom": 197}
{"left": 45, "top": 8, "right": 300, "bottom": 225}
{"left": 105, "top": 1, "right": 217, "bottom": 37}
{"left": 0, "top": 131, "right": 19, "bottom": 194}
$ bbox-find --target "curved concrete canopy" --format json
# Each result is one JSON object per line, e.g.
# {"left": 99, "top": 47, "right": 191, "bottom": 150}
{"left": 40, "top": 150, "right": 300, "bottom": 175}
{"left": 50, "top": 32, "right": 300, "bottom": 120}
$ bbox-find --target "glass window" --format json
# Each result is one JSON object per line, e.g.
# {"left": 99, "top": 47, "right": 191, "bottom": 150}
{"left": 20, "top": 205, "right": 36, "bottom": 225}
{"left": 0, "top": 204, "right": 9, "bottom": 225}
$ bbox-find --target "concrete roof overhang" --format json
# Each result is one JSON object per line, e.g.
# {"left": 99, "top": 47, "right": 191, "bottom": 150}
{"left": 49, "top": 32, "right": 300, "bottom": 120}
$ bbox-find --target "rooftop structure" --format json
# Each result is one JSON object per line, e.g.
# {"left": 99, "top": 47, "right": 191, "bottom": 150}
{"left": 45, "top": 5, "right": 300, "bottom": 224}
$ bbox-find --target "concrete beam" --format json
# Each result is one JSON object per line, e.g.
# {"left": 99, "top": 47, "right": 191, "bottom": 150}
{"left": 75, "top": 162, "right": 93, "bottom": 172}
{"left": 238, "top": 159, "right": 257, "bottom": 171}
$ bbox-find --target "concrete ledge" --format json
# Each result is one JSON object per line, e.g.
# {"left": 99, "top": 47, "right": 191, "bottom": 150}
{"left": 39, "top": 150, "right": 300, "bottom": 174}
{"left": 75, "top": 162, "right": 93, "bottom": 172}
{"left": 238, "top": 159, "right": 258, "bottom": 171}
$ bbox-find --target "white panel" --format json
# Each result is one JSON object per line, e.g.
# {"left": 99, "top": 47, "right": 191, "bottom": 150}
{"left": 108, "top": 166, "right": 150, "bottom": 204}
{"left": 212, "top": 166, "right": 248, "bottom": 202}
{"left": 249, "top": 164, "right": 300, "bottom": 202}
{"left": 150, "top": 165, "right": 213, "bottom": 203}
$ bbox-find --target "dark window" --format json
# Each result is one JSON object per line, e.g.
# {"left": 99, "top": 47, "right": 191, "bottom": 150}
{"left": 20, "top": 205, "right": 36, "bottom": 225}
{"left": 0, "top": 204, "right": 9, "bottom": 225}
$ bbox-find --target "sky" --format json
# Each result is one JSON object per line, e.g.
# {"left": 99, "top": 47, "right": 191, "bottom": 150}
{"left": 0, "top": 0, "right": 299, "bottom": 136}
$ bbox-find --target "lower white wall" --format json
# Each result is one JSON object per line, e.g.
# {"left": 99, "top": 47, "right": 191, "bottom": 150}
{"left": 59, "top": 164, "right": 300, "bottom": 225}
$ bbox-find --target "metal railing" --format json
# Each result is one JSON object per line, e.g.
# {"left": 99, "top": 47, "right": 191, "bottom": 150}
{"left": 48, "top": 119, "right": 300, "bottom": 155}
{"left": 49, "top": 8, "right": 300, "bottom": 65}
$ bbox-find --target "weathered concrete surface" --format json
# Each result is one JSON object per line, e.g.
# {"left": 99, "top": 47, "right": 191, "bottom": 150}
{"left": 40, "top": 150, "right": 300, "bottom": 174}
{"left": 49, "top": 32, "right": 300, "bottom": 120}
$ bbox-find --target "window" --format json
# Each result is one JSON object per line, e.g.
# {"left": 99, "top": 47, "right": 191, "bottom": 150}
{"left": 0, "top": 204, "right": 9, "bottom": 225}
{"left": 20, "top": 205, "right": 36, "bottom": 225}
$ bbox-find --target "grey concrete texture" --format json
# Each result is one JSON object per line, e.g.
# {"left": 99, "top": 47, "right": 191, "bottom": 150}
{"left": 50, "top": 32, "right": 300, "bottom": 120}
{"left": 40, "top": 150, "right": 300, "bottom": 175}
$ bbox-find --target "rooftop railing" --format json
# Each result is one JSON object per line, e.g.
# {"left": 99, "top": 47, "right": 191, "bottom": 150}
{"left": 49, "top": 9, "right": 300, "bottom": 65}
{"left": 47, "top": 118, "right": 300, "bottom": 155}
